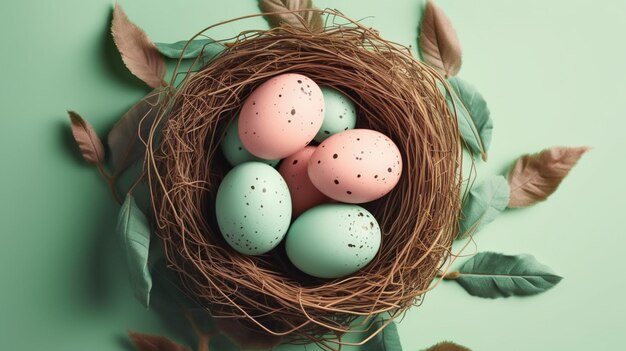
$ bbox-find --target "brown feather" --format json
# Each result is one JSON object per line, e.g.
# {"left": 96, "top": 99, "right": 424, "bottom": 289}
{"left": 508, "top": 146, "right": 589, "bottom": 208}
{"left": 259, "top": 0, "right": 323, "bottom": 32}
{"left": 419, "top": 0, "right": 462, "bottom": 78}
{"left": 68, "top": 111, "right": 105, "bottom": 165}
{"left": 111, "top": 3, "right": 165, "bottom": 88}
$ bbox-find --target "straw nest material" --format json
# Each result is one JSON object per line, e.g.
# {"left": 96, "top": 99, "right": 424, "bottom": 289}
{"left": 147, "top": 12, "right": 462, "bottom": 345}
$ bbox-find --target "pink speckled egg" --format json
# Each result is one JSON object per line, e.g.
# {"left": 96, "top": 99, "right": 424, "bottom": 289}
{"left": 308, "top": 129, "right": 402, "bottom": 203}
{"left": 238, "top": 74, "right": 325, "bottom": 159}
{"left": 279, "top": 146, "right": 330, "bottom": 218}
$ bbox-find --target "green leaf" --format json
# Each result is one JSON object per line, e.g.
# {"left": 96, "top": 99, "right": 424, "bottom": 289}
{"left": 423, "top": 341, "right": 471, "bottom": 351}
{"left": 117, "top": 194, "right": 152, "bottom": 307}
{"left": 108, "top": 88, "right": 169, "bottom": 177}
{"left": 458, "top": 175, "right": 509, "bottom": 239}
{"left": 450, "top": 252, "right": 563, "bottom": 298}
{"left": 362, "top": 315, "right": 402, "bottom": 351}
{"left": 445, "top": 77, "right": 493, "bottom": 161}
{"left": 155, "top": 39, "right": 224, "bottom": 61}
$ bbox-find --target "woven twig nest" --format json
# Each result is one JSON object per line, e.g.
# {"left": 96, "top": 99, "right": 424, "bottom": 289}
{"left": 147, "top": 13, "right": 462, "bottom": 345}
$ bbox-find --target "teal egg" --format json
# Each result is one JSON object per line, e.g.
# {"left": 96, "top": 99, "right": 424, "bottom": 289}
{"left": 221, "top": 117, "right": 279, "bottom": 167}
{"left": 285, "top": 204, "right": 381, "bottom": 278}
{"left": 215, "top": 162, "right": 292, "bottom": 255}
{"left": 314, "top": 87, "right": 357, "bottom": 142}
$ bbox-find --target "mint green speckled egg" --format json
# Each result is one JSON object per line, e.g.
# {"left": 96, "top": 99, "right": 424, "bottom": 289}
{"left": 314, "top": 87, "right": 357, "bottom": 142}
{"left": 216, "top": 162, "right": 291, "bottom": 255}
{"left": 285, "top": 203, "right": 381, "bottom": 278}
{"left": 221, "top": 117, "right": 279, "bottom": 167}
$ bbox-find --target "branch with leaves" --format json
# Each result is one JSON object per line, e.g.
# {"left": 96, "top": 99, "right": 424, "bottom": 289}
{"left": 68, "top": 5, "right": 173, "bottom": 205}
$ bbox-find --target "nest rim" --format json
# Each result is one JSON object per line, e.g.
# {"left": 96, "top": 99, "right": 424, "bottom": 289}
{"left": 147, "top": 11, "right": 462, "bottom": 344}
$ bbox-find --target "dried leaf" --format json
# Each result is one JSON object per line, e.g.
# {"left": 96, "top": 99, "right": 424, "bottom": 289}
{"left": 259, "top": 0, "right": 324, "bottom": 32}
{"left": 112, "top": 3, "right": 166, "bottom": 88}
{"left": 458, "top": 175, "right": 509, "bottom": 239}
{"left": 424, "top": 341, "right": 471, "bottom": 351}
{"left": 68, "top": 111, "right": 105, "bottom": 165}
{"left": 450, "top": 252, "right": 563, "bottom": 298}
{"left": 108, "top": 88, "right": 168, "bottom": 177}
{"left": 446, "top": 77, "right": 492, "bottom": 161}
{"left": 118, "top": 195, "right": 152, "bottom": 308}
{"left": 508, "top": 147, "right": 589, "bottom": 208}
{"left": 419, "top": 0, "right": 462, "bottom": 78}
{"left": 128, "top": 331, "right": 191, "bottom": 351}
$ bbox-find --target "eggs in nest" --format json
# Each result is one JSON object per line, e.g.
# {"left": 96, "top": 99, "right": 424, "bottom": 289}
{"left": 215, "top": 73, "right": 402, "bottom": 278}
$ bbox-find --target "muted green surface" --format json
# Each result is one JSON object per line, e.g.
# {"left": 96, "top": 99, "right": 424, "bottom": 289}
{"left": 1, "top": 0, "right": 625, "bottom": 350}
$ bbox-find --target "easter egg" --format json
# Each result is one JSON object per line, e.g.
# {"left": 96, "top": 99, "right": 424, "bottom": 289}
{"left": 238, "top": 73, "right": 325, "bottom": 159}
{"left": 314, "top": 87, "right": 357, "bottom": 142}
{"left": 215, "top": 162, "right": 292, "bottom": 255}
{"left": 285, "top": 204, "right": 381, "bottom": 279}
{"left": 308, "top": 129, "right": 402, "bottom": 203}
{"left": 278, "top": 146, "right": 330, "bottom": 218}
{"left": 221, "top": 117, "right": 279, "bottom": 167}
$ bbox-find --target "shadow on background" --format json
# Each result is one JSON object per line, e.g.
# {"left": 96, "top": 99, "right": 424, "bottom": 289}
{"left": 58, "top": 117, "right": 121, "bottom": 307}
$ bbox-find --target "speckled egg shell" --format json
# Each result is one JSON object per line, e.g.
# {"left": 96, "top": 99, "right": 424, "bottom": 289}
{"left": 314, "top": 87, "right": 357, "bottom": 142}
{"left": 215, "top": 162, "right": 292, "bottom": 255}
{"left": 285, "top": 204, "right": 381, "bottom": 279}
{"left": 238, "top": 73, "right": 325, "bottom": 159}
{"left": 221, "top": 117, "right": 279, "bottom": 167}
{"left": 278, "top": 146, "right": 330, "bottom": 218}
{"left": 308, "top": 129, "right": 402, "bottom": 203}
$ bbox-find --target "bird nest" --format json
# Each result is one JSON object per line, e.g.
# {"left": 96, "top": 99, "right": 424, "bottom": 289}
{"left": 147, "top": 13, "right": 462, "bottom": 346}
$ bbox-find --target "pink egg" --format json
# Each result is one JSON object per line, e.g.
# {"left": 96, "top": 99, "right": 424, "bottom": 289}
{"left": 279, "top": 146, "right": 330, "bottom": 218}
{"left": 308, "top": 129, "right": 402, "bottom": 203}
{"left": 239, "top": 74, "right": 325, "bottom": 159}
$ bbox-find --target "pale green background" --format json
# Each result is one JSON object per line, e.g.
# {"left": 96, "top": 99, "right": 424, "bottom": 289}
{"left": 1, "top": 0, "right": 624, "bottom": 350}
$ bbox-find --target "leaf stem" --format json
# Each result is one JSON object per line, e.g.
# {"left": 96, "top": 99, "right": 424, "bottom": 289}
{"left": 96, "top": 163, "right": 123, "bottom": 205}
{"left": 185, "top": 311, "right": 218, "bottom": 351}
{"left": 441, "top": 271, "right": 461, "bottom": 280}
